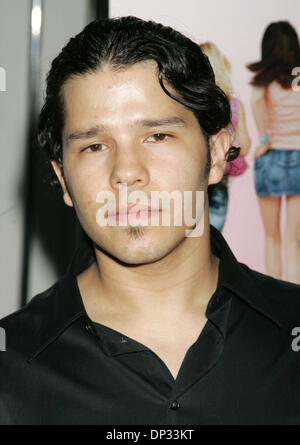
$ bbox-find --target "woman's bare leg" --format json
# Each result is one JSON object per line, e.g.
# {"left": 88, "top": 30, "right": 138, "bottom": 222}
{"left": 285, "top": 195, "right": 300, "bottom": 284}
{"left": 258, "top": 196, "right": 283, "bottom": 279}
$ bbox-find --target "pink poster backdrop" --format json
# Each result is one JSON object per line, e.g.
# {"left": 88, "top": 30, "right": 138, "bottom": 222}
{"left": 111, "top": 0, "right": 300, "bottom": 275}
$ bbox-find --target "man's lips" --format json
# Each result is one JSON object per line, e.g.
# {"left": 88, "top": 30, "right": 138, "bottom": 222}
{"left": 109, "top": 204, "right": 161, "bottom": 216}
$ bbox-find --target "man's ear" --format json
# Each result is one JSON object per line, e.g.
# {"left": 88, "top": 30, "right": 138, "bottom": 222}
{"left": 208, "top": 129, "right": 230, "bottom": 186}
{"left": 51, "top": 160, "right": 74, "bottom": 207}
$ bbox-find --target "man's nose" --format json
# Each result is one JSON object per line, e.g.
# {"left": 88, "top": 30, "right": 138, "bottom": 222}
{"left": 109, "top": 142, "right": 150, "bottom": 190}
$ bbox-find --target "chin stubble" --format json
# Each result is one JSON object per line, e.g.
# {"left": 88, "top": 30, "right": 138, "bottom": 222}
{"left": 127, "top": 225, "right": 145, "bottom": 240}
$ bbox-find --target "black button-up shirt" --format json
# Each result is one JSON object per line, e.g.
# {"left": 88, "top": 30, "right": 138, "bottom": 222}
{"left": 1, "top": 226, "right": 300, "bottom": 425}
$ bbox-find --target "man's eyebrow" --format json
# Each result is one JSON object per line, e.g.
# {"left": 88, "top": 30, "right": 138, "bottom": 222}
{"left": 134, "top": 116, "right": 188, "bottom": 128}
{"left": 66, "top": 125, "right": 106, "bottom": 144}
{"left": 65, "top": 116, "right": 188, "bottom": 144}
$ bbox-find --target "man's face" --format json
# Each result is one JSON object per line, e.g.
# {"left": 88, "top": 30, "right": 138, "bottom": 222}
{"left": 53, "top": 60, "right": 227, "bottom": 264}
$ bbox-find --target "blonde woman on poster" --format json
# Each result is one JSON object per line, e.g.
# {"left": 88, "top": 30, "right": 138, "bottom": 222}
{"left": 248, "top": 21, "right": 300, "bottom": 285}
{"left": 200, "top": 42, "right": 251, "bottom": 231}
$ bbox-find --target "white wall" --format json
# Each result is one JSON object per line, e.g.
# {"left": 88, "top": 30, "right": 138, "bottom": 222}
{"left": 28, "top": 0, "right": 91, "bottom": 303}
{"left": 110, "top": 0, "right": 300, "bottom": 273}
{"left": 0, "top": 0, "right": 31, "bottom": 318}
{"left": 0, "top": 0, "right": 91, "bottom": 318}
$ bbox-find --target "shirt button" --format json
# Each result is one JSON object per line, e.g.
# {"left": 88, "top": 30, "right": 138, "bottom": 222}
{"left": 84, "top": 323, "right": 94, "bottom": 335}
{"left": 170, "top": 400, "right": 179, "bottom": 410}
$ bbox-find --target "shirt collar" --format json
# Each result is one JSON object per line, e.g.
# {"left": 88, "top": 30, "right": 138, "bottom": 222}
{"left": 27, "top": 239, "right": 93, "bottom": 362}
{"left": 210, "top": 225, "right": 284, "bottom": 328}
{"left": 27, "top": 226, "right": 283, "bottom": 362}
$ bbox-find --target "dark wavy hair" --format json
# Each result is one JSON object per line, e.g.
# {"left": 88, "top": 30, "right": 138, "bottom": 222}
{"left": 37, "top": 16, "right": 239, "bottom": 185}
{"left": 247, "top": 21, "right": 300, "bottom": 88}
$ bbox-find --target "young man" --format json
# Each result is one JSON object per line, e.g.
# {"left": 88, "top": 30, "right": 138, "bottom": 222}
{"left": 1, "top": 17, "right": 300, "bottom": 425}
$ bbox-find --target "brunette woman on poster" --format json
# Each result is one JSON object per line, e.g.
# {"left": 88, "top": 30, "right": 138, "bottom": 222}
{"left": 248, "top": 21, "right": 300, "bottom": 285}
{"left": 200, "top": 43, "right": 251, "bottom": 232}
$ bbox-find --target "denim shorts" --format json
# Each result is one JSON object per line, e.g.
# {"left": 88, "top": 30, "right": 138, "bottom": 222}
{"left": 208, "top": 181, "right": 229, "bottom": 232}
{"left": 254, "top": 149, "right": 300, "bottom": 197}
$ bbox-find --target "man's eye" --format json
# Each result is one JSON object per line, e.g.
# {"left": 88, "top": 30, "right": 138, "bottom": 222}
{"left": 146, "top": 133, "right": 172, "bottom": 143}
{"left": 83, "top": 144, "right": 107, "bottom": 152}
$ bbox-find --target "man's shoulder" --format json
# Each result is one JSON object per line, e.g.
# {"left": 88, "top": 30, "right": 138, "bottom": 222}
{"left": 240, "top": 263, "right": 300, "bottom": 325}
{"left": 0, "top": 282, "right": 59, "bottom": 356}
{"left": 1, "top": 282, "right": 59, "bottom": 326}
{"left": 247, "top": 265, "right": 300, "bottom": 299}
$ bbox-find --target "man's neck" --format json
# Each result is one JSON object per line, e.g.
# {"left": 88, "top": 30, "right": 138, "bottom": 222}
{"left": 78, "top": 225, "right": 220, "bottom": 325}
